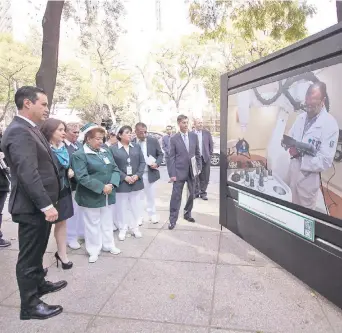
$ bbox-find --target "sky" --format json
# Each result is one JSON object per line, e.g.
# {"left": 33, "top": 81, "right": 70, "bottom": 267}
{"left": 306, "top": 0, "right": 337, "bottom": 34}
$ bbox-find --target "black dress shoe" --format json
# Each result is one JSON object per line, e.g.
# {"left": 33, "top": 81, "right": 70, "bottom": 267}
{"left": 43, "top": 268, "right": 48, "bottom": 277}
{"left": 184, "top": 216, "right": 195, "bottom": 223}
{"left": 20, "top": 302, "right": 63, "bottom": 320}
{"left": 0, "top": 238, "right": 11, "bottom": 247}
{"left": 168, "top": 223, "right": 176, "bottom": 230}
{"left": 201, "top": 196, "right": 208, "bottom": 201}
{"left": 37, "top": 280, "right": 67, "bottom": 298}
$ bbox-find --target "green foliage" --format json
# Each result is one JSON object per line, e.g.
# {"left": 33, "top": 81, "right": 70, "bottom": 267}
{"left": 189, "top": 0, "right": 316, "bottom": 43}
{"left": 152, "top": 34, "right": 205, "bottom": 110}
{"left": 0, "top": 34, "right": 39, "bottom": 122}
{"left": 53, "top": 61, "right": 88, "bottom": 105}
{"left": 232, "top": 0, "right": 316, "bottom": 43}
{"left": 63, "top": 0, "right": 125, "bottom": 51}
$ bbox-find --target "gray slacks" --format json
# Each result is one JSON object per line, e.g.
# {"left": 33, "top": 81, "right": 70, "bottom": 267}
{"left": 169, "top": 173, "right": 194, "bottom": 224}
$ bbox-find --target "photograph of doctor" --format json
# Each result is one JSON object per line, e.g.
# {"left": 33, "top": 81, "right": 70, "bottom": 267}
{"left": 286, "top": 81, "right": 339, "bottom": 210}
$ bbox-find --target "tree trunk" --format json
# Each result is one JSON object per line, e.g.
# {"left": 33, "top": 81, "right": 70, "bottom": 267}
{"left": 337, "top": 0, "right": 342, "bottom": 22}
{"left": 35, "top": 0, "right": 65, "bottom": 113}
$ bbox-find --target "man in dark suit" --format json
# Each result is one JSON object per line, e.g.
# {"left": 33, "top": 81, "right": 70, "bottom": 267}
{"left": 168, "top": 115, "right": 201, "bottom": 230}
{"left": 133, "top": 122, "right": 164, "bottom": 224}
{"left": 162, "top": 125, "right": 173, "bottom": 176}
{"left": 64, "top": 122, "right": 84, "bottom": 250}
{"left": 193, "top": 118, "right": 213, "bottom": 200}
{"left": 1, "top": 86, "right": 67, "bottom": 320}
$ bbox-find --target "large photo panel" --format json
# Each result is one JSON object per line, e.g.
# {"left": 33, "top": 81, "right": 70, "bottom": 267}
{"left": 227, "top": 62, "right": 342, "bottom": 220}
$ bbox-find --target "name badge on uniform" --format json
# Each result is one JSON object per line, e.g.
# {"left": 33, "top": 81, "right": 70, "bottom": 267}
{"left": 103, "top": 157, "right": 110, "bottom": 165}
{"left": 127, "top": 157, "right": 132, "bottom": 175}
{"left": 127, "top": 166, "right": 133, "bottom": 175}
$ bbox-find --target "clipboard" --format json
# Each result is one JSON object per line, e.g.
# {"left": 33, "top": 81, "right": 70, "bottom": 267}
{"left": 191, "top": 156, "right": 200, "bottom": 176}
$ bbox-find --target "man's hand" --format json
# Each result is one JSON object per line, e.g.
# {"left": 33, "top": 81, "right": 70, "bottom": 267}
{"left": 289, "top": 147, "right": 299, "bottom": 157}
{"left": 44, "top": 207, "right": 58, "bottom": 222}
{"left": 150, "top": 163, "right": 158, "bottom": 169}
{"left": 169, "top": 177, "right": 176, "bottom": 182}
{"left": 0, "top": 152, "right": 4, "bottom": 159}
{"left": 103, "top": 184, "right": 113, "bottom": 195}
{"left": 125, "top": 176, "right": 134, "bottom": 184}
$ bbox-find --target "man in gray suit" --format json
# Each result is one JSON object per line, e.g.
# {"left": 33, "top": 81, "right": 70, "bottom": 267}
{"left": 194, "top": 118, "right": 213, "bottom": 200}
{"left": 133, "top": 123, "right": 164, "bottom": 224}
{"left": 168, "top": 115, "right": 201, "bottom": 230}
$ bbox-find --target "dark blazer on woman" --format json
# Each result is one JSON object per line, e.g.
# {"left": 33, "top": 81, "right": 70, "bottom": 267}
{"left": 53, "top": 149, "right": 73, "bottom": 223}
{"left": 110, "top": 142, "right": 145, "bottom": 193}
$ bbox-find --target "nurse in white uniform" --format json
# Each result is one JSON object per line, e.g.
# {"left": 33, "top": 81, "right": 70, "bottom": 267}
{"left": 285, "top": 82, "right": 339, "bottom": 210}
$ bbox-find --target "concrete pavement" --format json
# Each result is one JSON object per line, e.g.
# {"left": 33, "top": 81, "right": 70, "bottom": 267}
{"left": 1, "top": 167, "right": 342, "bottom": 333}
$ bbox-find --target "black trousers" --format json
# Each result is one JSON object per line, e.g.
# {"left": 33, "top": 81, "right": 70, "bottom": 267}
{"left": 169, "top": 172, "right": 195, "bottom": 224}
{"left": 195, "top": 156, "right": 211, "bottom": 197}
{"left": 0, "top": 191, "right": 8, "bottom": 239}
{"left": 16, "top": 215, "right": 52, "bottom": 309}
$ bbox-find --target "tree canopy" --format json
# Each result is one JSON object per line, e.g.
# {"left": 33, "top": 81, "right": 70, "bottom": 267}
{"left": 0, "top": 34, "right": 39, "bottom": 122}
{"left": 189, "top": 0, "right": 316, "bottom": 43}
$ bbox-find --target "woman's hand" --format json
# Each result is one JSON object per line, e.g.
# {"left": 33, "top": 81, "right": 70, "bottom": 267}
{"left": 68, "top": 168, "right": 75, "bottom": 179}
{"left": 125, "top": 176, "right": 133, "bottom": 184}
{"left": 103, "top": 184, "right": 113, "bottom": 195}
{"left": 131, "top": 175, "right": 139, "bottom": 183}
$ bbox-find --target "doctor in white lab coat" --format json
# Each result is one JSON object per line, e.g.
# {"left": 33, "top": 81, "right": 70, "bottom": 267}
{"left": 286, "top": 82, "right": 339, "bottom": 210}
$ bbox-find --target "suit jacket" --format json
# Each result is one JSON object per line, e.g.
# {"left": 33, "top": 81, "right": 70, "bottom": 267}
{"left": 132, "top": 136, "right": 164, "bottom": 184}
{"left": 162, "top": 134, "right": 172, "bottom": 158}
{"left": 169, "top": 132, "right": 201, "bottom": 181}
{"left": 194, "top": 129, "right": 213, "bottom": 163}
{"left": 110, "top": 142, "right": 145, "bottom": 193}
{"left": 1, "top": 116, "right": 60, "bottom": 223}
{"left": 65, "top": 140, "right": 82, "bottom": 191}
{"left": 0, "top": 137, "right": 10, "bottom": 192}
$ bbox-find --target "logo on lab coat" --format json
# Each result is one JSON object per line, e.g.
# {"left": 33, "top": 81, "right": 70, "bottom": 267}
{"left": 308, "top": 138, "right": 321, "bottom": 150}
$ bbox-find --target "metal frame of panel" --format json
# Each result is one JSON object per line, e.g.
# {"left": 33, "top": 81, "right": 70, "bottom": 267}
{"left": 220, "top": 22, "right": 342, "bottom": 308}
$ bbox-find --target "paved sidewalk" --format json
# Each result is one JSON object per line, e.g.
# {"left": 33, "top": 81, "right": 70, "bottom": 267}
{"left": 1, "top": 181, "right": 342, "bottom": 333}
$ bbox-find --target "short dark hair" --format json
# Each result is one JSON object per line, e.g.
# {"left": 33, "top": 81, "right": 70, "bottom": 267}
{"left": 40, "top": 118, "right": 66, "bottom": 142}
{"left": 307, "top": 81, "right": 327, "bottom": 100}
{"left": 135, "top": 122, "right": 147, "bottom": 129}
{"left": 15, "top": 86, "right": 46, "bottom": 110}
{"left": 177, "top": 114, "right": 188, "bottom": 123}
{"left": 117, "top": 125, "right": 132, "bottom": 142}
{"left": 307, "top": 81, "right": 329, "bottom": 111}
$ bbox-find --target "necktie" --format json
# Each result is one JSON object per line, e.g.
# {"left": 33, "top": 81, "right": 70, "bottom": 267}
{"left": 183, "top": 134, "right": 189, "bottom": 152}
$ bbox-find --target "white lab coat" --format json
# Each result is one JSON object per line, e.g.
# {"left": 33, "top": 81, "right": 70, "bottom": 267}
{"left": 286, "top": 107, "right": 339, "bottom": 209}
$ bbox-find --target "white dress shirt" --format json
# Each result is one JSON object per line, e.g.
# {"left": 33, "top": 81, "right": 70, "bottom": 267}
{"left": 118, "top": 141, "right": 133, "bottom": 154}
{"left": 64, "top": 138, "right": 79, "bottom": 150}
{"left": 138, "top": 139, "right": 149, "bottom": 172}
{"left": 196, "top": 130, "right": 203, "bottom": 156}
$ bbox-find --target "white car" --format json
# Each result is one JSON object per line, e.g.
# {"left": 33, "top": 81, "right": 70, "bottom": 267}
{"left": 210, "top": 136, "right": 220, "bottom": 166}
